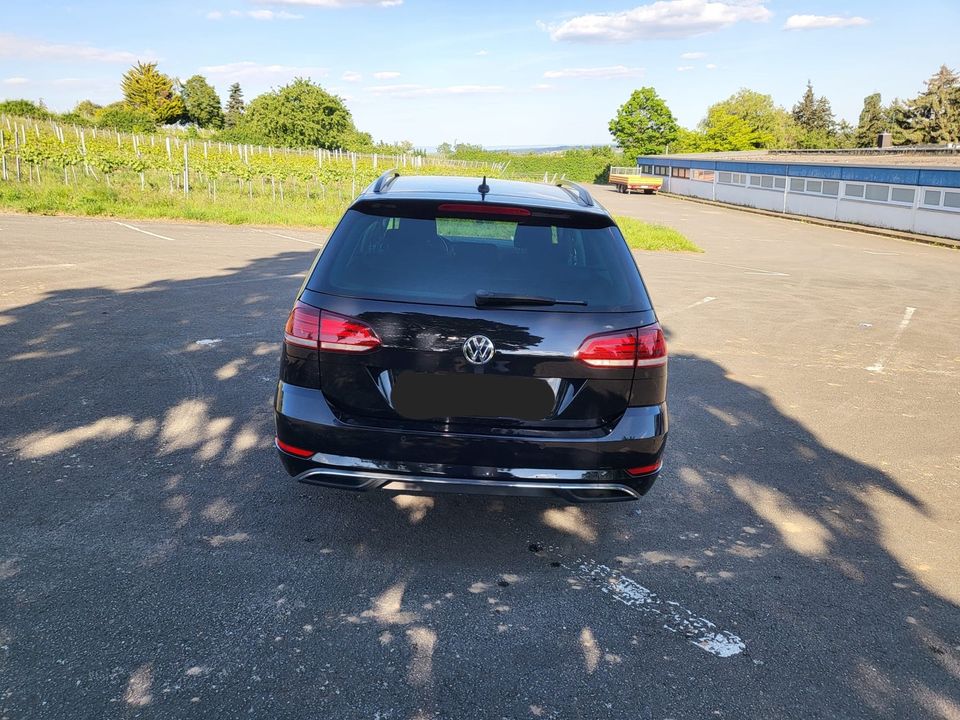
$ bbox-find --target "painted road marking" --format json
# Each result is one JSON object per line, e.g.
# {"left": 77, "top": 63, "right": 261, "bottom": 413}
{"left": 0, "top": 263, "right": 76, "bottom": 272}
{"left": 866, "top": 306, "right": 916, "bottom": 374}
{"left": 256, "top": 229, "right": 325, "bottom": 247}
{"left": 662, "top": 296, "right": 716, "bottom": 318}
{"left": 547, "top": 548, "right": 746, "bottom": 658}
{"left": 113, "top": 221, "right": 177, "bottom": 242}
{"left": 680, "top": 257, "right": 789, "bottom": 277}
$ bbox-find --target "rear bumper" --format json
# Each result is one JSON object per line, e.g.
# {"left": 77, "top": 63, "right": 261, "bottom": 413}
{"left": 275, "top": 382, "right": 667, "bottom": 503}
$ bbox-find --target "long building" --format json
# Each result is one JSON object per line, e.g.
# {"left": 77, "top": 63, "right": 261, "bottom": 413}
{"left": 634, "top": 151, "right": 960, "bottom": 243}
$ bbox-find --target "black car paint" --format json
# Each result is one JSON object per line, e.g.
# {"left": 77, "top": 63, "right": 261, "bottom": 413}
{"left": 275, "top": 175, "right": 668, "bottom": 502}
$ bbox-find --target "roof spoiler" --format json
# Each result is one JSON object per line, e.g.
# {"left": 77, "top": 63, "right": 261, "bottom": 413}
{"left": 556, "top": 179, "right": 595, "bottom": 207}
{"left": 372, "top": 169, "right": 400, "bottom": 193}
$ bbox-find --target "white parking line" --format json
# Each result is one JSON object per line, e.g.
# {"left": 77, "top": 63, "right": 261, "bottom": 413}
{"left": 547, "top": 548, "right": 746, "bottom": 658}
{"left": 866, "top": 306, "right": 916, "bottom": 374}
{"left": 680, "top": 257, "right": 789, "bottom": 277}
{"left": 256, "top": 229, "right": 325, "bottom": 247}
{"left": 661, "top": 296, "right": 716, "bottom": 318}
{"left": 113, "top": 221, "right": 177, "bottom": 242}
{"left": 0, "top": 263, "right": 76, "bottom": 272}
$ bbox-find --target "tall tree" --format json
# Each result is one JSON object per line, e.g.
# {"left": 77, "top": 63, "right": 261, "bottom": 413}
{"left": 854, "top": 93, "right": 889, "bottom": 147}
{"left": 121, "top": 62, "right": 184, "bottom": 124}
{"left": 702, "top": 89, "right": 796, "bottom": 149}
{"left": 224, "top": 82, "right": 245, "bottom": 128}
{"left": 905, "top": 65, "right": 960, "bottom": 144}
{"left": 240, "top": 78, "right": 361, "bottom": 148}
{"left": 181, "top": 75, "right": 224, "bottom": 129}
{"left": 792, "top": 81, "right": 836, "bottom": 147}
{"left": 608, "top": 87, "right": 679, "bottom": 156}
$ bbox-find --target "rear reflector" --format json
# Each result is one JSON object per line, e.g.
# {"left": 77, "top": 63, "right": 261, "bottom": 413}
{"left": 276, "top": 437, "right": 314, "bottom": 458}
{"left": 284, "top": 303, "right": 381, "bottom": 353}
{"left": 575, "top": 323, "right": 667, "bottom": 369}
{"left": 626, "top": 460, "right": 663, "bottom": 477}
{"left": 437, "top": 203, "right": 531, "bottom": 217}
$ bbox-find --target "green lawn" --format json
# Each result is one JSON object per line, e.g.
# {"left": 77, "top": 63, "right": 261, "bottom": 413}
{"left": 0, "top": 179, "right": 700, "bottom": 254}
{"left": 614, "top": 215, "right": 702, "bottom": 253}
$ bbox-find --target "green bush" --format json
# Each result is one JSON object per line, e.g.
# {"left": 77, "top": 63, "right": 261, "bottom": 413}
{"left": 0, "top": 99, "right": 50, "bottom": 119}
{"left": 94, "top": 103, "right": 158, "bottom": 133}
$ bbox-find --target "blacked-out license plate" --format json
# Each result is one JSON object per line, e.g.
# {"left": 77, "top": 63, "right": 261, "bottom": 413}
{"left": 392, "top": 371, "right": 555, "bottom": 421}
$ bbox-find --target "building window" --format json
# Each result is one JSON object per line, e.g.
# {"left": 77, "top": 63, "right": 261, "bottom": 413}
{"left": 822, "top": 181, "right": 840, "bottom": 197}
{"left": 774, "top": 177, "right": 786, "bottom": 190}
{"left": 789, "top": 178, "right": 805, "bottom": 192}
{"left": 923, "top": 190, "right": 942, "bottom": 206}
{"left": 717, "top": 171, "right": 746, "bottom": 185}
{"left": 750, "top": 175, "right": 762, "bottom": 187}
{"left": 655, "top": 165, "right": 669, "bottom": 176}
{"left": 864, "top": 185, "right": 889, "bottom": 202}
{"left": 760, "top": 176, "right": 776, "bottom": 189}
{"left": 845, "top": 184, "right": 865, "bottom": 198}
{"left": 890, "top": 187, "right": 916, "bottom": 204}
{"left": 806, "top": 180, "right": 822, "bottom": 194}
{"left": 670, "top": 167, "right": 689, "bottom": 179}
{"left": 691, "top": 169, "right": 714, "bottom": 182}
{"left": 944, "top": 191, "right": 960, "bottom": 209}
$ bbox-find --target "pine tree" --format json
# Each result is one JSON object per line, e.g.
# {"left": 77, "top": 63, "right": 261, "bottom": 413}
{"left": 225, "top": 83, "right": 245, "bottom": 129}
{"left": 905, "top": 65, "right": 960, "bottom": 144}
{"left": 792, "top": 81, "right": 837, "bottom": 147}
{"left": 855, "top": 93, "right": 889, "bottom": 147}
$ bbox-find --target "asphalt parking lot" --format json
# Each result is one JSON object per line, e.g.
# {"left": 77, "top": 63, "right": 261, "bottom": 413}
{"left": 1, "top": 193, "right": 959, "bottom": 720}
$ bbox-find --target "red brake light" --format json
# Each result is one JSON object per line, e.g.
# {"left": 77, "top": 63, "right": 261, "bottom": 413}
{"left": 635, "top": 323, "right": 668, "bottom": 368}
{"left": 319, "top": 311, "right": 381, "bottom": 353}
{"left": 576, "top": 329, "right": 638, "bottom": 368}
{"left": 284, "top": 302, "right": 321, "bottom": 349}
{"left": 437, "top": 203, "right": 531, "bottom": 217}
{"left": 576, "top": 323, "right": 667, "bottom": 369}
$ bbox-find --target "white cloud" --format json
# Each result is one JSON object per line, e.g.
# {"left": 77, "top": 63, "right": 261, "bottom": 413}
{"left": 545, "top": 0, "right": 772, "bottom": 42}
{"left": 543, "top": 65, "right": 644, "bottom": 79}
{"left": 373, "top": 70, "right": 401, "bottom": 79}
{"left": 342, "top": 70, "right": 363, "bottom": 82}
{"left": 0, "top": 33, "right": 155, "bottom": 63}
{"left": 256, "top": 0, "right": 401, "bottom": 6}
{"left": 676, "top": 65, "right": 695, "bottom": 72}
{"left": 199, "top": 61, "right": 328, "bottom": 82}
{"left": 475, "top": 50, "right": 489, "bottom": 56}
{"left": 3, "top": 76, "right": 29, "bottom": 85}
{"left": 532, "top": 83, "right": 552, "bottom": 90}
{"left": 783, "top": 14, "right": 870, "bottom": 30}
{"left": 706, "top": 63, "right": 717, "bottom": 69}
{"left": 366, "top": 83, "right": 505, "bottom": 98}
{"left": 680, "top": 51, "right": 706, "bottom": 59}
{"left": 209, "top": 9, "right": 303, "bottom": 19}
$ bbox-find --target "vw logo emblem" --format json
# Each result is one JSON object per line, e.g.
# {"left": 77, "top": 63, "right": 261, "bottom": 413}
{"left": 462, "top": 335, "right": 495, "bottom": 365}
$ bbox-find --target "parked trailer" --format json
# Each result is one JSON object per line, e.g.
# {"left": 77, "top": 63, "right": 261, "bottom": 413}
{"left": 608, "top": 166, "right": 663, "bottom": 195}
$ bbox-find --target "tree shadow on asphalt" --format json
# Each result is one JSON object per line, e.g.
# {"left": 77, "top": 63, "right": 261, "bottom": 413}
{"left": 0, "top": 249, "right": 957, "bottom": 719}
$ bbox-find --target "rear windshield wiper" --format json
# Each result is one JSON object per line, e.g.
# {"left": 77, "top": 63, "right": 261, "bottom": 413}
{"left": 474, "top": 291, "right": 587, "bottom": 307}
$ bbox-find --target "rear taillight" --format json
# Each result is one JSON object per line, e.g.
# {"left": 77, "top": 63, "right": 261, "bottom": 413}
{"left": 319, "top": 311, "right": 381, "bottom": 352}
{"left": 627, "top": 460, "right": 663, "bottom": 476}
{"left": 284, "top": 302, "right": 321, "bottom": 349}
{"left": 635, "top": 323, "right": 668, "bottom": 368}
{"left": 284, "top": 304, "right": 381, "bottom": 353}
{"left": 576, "top": 323, "right": 666, "bottom": 369}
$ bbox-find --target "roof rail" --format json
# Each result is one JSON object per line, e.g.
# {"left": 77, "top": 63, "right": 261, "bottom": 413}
{"left": 372, "top": 169, "right": 400, "bottom": 193}
{"left": 556, "top": 179, "right": 594, "bottom": 207}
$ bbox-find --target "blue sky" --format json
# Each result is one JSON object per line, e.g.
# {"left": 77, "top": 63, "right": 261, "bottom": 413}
{"left": 1, "top": 0, "right": 958, "bottom": 147}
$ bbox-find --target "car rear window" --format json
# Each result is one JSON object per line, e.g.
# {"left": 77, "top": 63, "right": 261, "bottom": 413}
{"left": 308, "top": 207, "right": 651, "bottom": 311}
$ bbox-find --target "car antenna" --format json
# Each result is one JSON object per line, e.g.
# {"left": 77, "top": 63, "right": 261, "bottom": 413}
{"left": 478, "top": 175, "right": 490, "bottom": 200}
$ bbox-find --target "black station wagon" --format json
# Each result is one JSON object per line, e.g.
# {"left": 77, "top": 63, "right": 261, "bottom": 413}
{"left": 275, "top": 173, "right": 668, "bottom": 502}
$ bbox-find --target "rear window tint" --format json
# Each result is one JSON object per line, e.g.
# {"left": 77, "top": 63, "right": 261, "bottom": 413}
{"left": 309, "top": 209, "right": 650, "bottom": 311}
